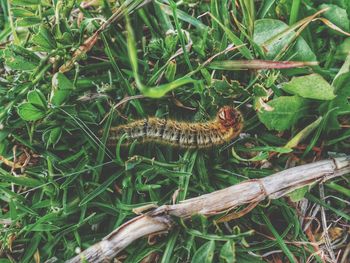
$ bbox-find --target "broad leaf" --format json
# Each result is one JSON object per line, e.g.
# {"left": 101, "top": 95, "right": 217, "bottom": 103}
{"left": 282, "top": 74, "right": 335, "bottom": 100}
{"left": 323, "top": 55, "right": 350, "bottom": 130}
{"left": 320, "top": 4, "right": 350, "bottom": 32}
{"left": 32, "top": 25, "right": 57, "bottom": 51}
{"left": 191, "top": 240, "right": 215, "bottom": 263}
{"left": 258, "top": 96, "right": 306, "bottom": 131}
{"left": 288, "top": 186, "right": 309, "bottom": 202}
{"left": 335, "top": 38, "right": 350, "bottom": 60}
{"left": 16, "top": 17, "right": 42, "bottom": 27}
{"left": 50, "top": 73, "right": 74, "bottom": 106}
{"left": 253, "top": 19, "right": 316, "bottom": 61}
{"left": 4, "top": 45, "right": 40, "bottom": 71}
{"left": 43, "top": 127, "right": 62, "bottom": 148}
{"left": 27, "top": 89, "right": 47, "bottom": 110}
{"left": 220, "top": 241, "right": 236, "bottom": 263}
{"left": 17, "top": 102, "right": 46, "bottom": 121}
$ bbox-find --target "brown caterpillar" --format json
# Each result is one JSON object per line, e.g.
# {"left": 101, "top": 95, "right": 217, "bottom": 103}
{"left": 103, "top": 106, "right": 243, "bottom": 148}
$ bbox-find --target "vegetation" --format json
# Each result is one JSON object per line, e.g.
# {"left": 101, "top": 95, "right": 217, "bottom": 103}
{"left": 0, "top": 0, "right": 349, "bottom": 262}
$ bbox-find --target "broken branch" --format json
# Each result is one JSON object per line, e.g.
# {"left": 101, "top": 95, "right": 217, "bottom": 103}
{"left": 66, "top": 157, "right": 350, "bottom": 263}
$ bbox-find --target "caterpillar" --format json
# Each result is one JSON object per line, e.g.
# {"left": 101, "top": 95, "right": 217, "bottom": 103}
{"left": 103, "top": 106, "right": 243, "bottom": 148}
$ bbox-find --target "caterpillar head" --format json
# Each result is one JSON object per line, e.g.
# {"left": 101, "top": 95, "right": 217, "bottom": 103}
{"left": 217, "top": 106, "right": 243, "bottom": 129}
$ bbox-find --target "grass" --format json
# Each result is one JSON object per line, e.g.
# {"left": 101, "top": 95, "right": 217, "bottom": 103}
{"left": 0, "top": 0, "right": 349, "bottom": 262}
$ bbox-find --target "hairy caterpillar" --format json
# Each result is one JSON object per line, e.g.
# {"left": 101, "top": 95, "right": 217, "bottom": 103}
{"left": 103, "top": 106, "right": 243, "bottom": 148}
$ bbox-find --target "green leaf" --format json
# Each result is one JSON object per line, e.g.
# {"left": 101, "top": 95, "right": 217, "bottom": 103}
{"left": 12, "top": 8, "right": 36, "bottom": 17}
{"left": 16, "top": 17, "right": 42, "bottom": 27}
{"left": 320, "top": 4, "right": 350, "bottom": 32}
{"left": 30, "top": 223, "right": 61, "bottom": 231}
{"left": 45, "top": 127, "right": 62, "bottom": 148}
{"left": 253, "top": 19, "right": 316, "bottom": 61}
{"left": 282, "top": 74, "right": 336, "bottom": 100}
{"left": 54, "top": 72, "right": 74, "bottom": 90}
{"left": 17, "top": 102, "right": 46, "bottom": 121}
{"left": 209, "top": 60, "right": 318, "bottom": 70}
{"left": 21, "top": 233, "right": 41, "bottom": 263}
{"left": 12, "top": 0, "right": 40, "bottom": 5}
{"left": 50, "top": 72, "right": 74, "bottom": 106}
{"left": 165, "top": 60, "right": 176, "bottom": 82}
{"left": 323, "top": 55, "right": 350, "bottom": 130}
{"left": 78, "top": 171, "right": 123, "bottom": 206}
{"left": 191, "top": 240, "right": 215, "bottom": 263}
{"left": 50, "top": 89, "right": 71, "bottom": 106}
{"left": 9, "top": 199, "right": 18, "bottom": 220}
{"left": 326, "top": 182, "right": 350, "bottom": 198}
{"left": 4, "top": 45, "right": 40, "bottom": 71}
{"left": 325, "top": 86, "right": 350, "bottom": 130}
{"left": 209, "top": 78, "right": 245, "bottom": 107}
{"left": 253, "top": 83, "right": 268, "bottom": 96}
{"left": 258, "top": 96, "right": 306, "bottom": 131}
{"left": 220, "top": 241, "right": 236, "bottom": 263}
{"left": 0, "top": 171, "right": 42, "bottom": 187}
{"left": 27, "top": 89, "right": 47, "bottom": 109}
{"left": 288, "top": 186, "right": 309, "bottom": 202}
{"left": 284, "top": 117, "right": 323, "bottom": 149}
{"left": 232, "top": 147, "right": 269, "bottom": 162}
{"left": 32, "top": 25, "right": 57, "bottom": 51}
{"left": 335, "top": 38, "right": 350, "bottom": 60}
{"left": 261, "top": 212, "right": 296, "bottom": 262}
{"left": 333, "top": 53, "right": 350, "bottom": 90}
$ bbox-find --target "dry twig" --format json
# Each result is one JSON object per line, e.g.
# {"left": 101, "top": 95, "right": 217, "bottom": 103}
{"left": 67, "top": 157, "right": 350, "bottom": 263}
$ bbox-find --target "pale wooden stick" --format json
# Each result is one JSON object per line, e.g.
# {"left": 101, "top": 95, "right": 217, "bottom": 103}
{"left": 66, "top": 157, "right": 350, "bottom": 263}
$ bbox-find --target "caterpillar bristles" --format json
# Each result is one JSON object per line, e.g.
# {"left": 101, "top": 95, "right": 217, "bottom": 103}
{"left": 101, "top": 106, "right": 243, "bottom": 148}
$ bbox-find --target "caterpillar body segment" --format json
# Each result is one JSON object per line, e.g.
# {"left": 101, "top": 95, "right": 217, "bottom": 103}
{"left": 104, "top": 106, "right": 243, "bottom": 148}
